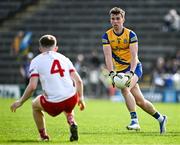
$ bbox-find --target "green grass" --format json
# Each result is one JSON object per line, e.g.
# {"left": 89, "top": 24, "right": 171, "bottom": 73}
{"left": 0, "top": 97, "right": 180, "bottom": 145}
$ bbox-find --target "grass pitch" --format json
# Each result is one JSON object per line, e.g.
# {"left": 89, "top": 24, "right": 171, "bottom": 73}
{"left": 0, "top": 97, "right": 180, "bottom": 145}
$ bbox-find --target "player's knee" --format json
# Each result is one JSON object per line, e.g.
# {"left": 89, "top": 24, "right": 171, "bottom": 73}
{"left": 32, "top": 97, "right": 40, "bottom": 110}
{"left": 32, "top": 100, "right": 37, "bottom": 110}
{"left": 121, "top": 88, "right": 130, "bottom": 96}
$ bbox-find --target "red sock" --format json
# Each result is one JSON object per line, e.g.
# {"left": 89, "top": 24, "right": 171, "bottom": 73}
{"left": 39, "top": 128, "right": 48, "bottom": 138}
{"left": 67, "top": 114, "right": 76, "bottom": 125}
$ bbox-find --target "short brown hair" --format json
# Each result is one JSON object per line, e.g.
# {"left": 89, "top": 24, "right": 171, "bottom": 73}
{"left": 39, "top": 34, "right": 57, "bottom": 48}
{"left": 109, "top": 7, "right": 125, "bottom": 18}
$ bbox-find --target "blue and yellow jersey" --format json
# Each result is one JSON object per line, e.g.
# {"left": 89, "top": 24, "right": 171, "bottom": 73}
{"left": 102, "top": 27, "right": 138, "bottom": 71}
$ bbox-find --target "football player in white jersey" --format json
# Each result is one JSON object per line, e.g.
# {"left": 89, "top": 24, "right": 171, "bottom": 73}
{"left": 10, "top": 34, "right": 86, "bottom": 141}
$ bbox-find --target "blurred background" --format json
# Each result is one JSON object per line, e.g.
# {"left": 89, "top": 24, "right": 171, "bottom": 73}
{"left": 0, "top": 0, "right": 179, "bottom": 102}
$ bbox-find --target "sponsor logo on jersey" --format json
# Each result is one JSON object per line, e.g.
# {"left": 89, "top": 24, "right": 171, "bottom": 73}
{"left": 123, "top": 39, "right": 128, "bottom": 44}
{"left": 131, "top": 36, "right": 137, "bottom": 43}
{"left": 102, "top": 38, "right": 108, "bottom": 43}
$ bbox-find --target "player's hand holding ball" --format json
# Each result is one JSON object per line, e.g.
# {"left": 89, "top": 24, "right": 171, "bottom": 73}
{"left": 109, "top": 71, "right": 116, "bottom": 87}
{"left": 124, "top": 71, "right": 134, "bottom": 87}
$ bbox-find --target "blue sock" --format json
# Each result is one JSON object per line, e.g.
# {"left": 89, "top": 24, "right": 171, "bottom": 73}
{"left": 130, "top": 112, "right": 137, "bottom": 119}
{"left": 153, "top": 112, "right": 164, "bottom": 122}
{"left": 152, "top": 112, "right": 160, "bottom": 119}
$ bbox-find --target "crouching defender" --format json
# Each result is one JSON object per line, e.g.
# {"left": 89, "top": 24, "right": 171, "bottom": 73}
{"left": 102, "top": 7, "right": 167, "bottom": 133}
{"left": 10, "top": 34, "right": 86, "bottom": 141}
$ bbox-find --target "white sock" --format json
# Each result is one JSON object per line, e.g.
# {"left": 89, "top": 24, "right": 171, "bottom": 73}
{"left": 157, "top": 115, "right": 164, "bottom": 123}
{"left": 132, "top": 118, "right": 139, "bottom": 124}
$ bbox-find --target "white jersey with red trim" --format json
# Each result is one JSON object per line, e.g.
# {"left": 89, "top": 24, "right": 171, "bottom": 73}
{"left": 29, "top": 51, "right": 76, "bottom": 102}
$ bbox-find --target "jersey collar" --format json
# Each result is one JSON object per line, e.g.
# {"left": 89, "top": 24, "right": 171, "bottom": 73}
{"left": 113, "top": 28, "right": 124, "bottom": 36}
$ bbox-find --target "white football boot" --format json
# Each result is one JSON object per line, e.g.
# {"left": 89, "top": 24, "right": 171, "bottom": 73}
{"left": 159, "top": 115, "right": 167, "bottom": 134}
{"left": 126, "top": 120, "right": 140, "bottom": 131}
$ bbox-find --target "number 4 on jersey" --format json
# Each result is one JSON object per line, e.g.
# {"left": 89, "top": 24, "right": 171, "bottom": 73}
{"left": 51, "top": 59, "right": 65, "bottom": 77}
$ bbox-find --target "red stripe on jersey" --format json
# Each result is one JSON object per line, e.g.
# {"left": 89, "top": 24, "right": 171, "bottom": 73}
{"left": 31, "top": 74, "right": 39, "bottom": 77}
{"left": 69, "top": 69, "right": 75, "bottom": 73}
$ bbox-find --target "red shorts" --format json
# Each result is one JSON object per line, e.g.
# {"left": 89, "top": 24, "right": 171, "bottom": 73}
{"left": 40, "top": 94, "right": 78, "bottom": 117}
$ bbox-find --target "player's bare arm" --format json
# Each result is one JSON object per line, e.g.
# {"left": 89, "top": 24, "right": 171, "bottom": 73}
{"left": 70, "top": 71, "right": 85, "bottom": 111}
{"left": 124, "top": 43, "right": 139, "bottom": 87}
{"left": 129, "top": 42, "right": 139, "bottom": 73}
{"left": 10, "top": 77, "right": 38, "bottom": 112}
{"left": 103, "top": 45, "right": 114, "bottom": 72}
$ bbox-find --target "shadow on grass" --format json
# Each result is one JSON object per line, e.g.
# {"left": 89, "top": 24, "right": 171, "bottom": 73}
{"left": 1, "top": 131, "right": 179, "bottom": 144}
{"left": 0, "top": 139, "right": 73, "bottom": 144}
{"left": 2, "top": 139, "right": 40, "bottom": 143}
{"left": 81, "top": 131, "right": 180, "bottom": 137}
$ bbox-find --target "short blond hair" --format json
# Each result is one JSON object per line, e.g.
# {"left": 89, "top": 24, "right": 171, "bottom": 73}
{"left": 109, "top": 7, "right": 125, "bottom": 18}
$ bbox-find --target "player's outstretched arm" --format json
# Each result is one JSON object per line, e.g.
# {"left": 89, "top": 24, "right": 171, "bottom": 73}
{"left": 10, "top": 77, "right": 38, "bottom": 112}
{"left": 70, "top": 71, "right": 86, "bottom": 111}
